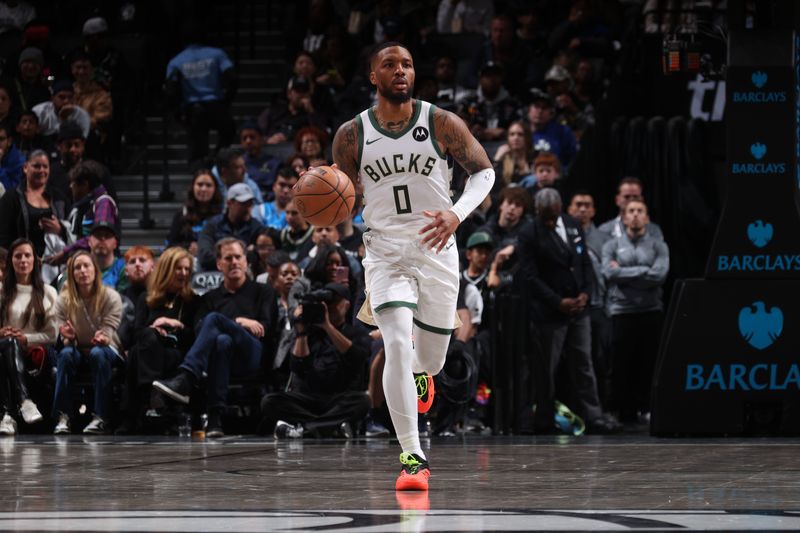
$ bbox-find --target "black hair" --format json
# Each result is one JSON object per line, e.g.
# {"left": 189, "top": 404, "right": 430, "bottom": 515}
{"left": 0, "top": 123, "right": 13, "bottom": 138}
{"left": 569, "top": 189, "right": 593, "bottom": 204}
{"left": 369, "top": 41, "right": 410, "bottom": 70}
{"left": 68, "top": 159, "right": 106, "bottom": 190}
{"left": 17, "top": 110, "right": 38, "bottom": 124}
{"left": 303, "top": 244, "right": 352, "bottom": 286}
{"left": 215, "top": 147, "right": 243, "bottom": 170}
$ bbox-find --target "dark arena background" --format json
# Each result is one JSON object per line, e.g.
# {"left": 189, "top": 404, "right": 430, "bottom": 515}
{"left": 0, "top": 1, "right": 797, "bottom": 532}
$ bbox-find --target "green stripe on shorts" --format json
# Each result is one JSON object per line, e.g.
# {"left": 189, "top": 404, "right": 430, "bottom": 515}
{"left": 375, "top": 301, "right": 418, "bottom": 313}
{"left": 413, "top": 318, "right": 454, "bottom": 335}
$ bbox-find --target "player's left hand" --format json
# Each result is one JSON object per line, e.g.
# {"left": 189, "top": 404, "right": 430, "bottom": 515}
{"left": 420, "top": 210, "right": 459, "bottom": 253}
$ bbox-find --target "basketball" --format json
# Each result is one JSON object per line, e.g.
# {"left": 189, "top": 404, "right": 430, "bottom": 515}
{"left": 292, "top": 165, "right": 356, "bottom": 227}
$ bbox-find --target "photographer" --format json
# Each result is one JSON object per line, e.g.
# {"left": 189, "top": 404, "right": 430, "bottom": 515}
{"left": 261, "top": 282, "right": 370, "bottom": 439}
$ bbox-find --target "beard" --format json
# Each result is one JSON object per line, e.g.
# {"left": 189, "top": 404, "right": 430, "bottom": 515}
{"left": 378, "top": 83, "right": 413, "bottom": 103}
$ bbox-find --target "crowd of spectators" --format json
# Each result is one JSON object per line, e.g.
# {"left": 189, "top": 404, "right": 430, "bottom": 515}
{"left": 0, "top": 0, "right": 675, "bottom": 438}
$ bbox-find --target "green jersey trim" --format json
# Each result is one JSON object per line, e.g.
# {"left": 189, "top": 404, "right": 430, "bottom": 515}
{"left": 428, "top": 103, "right": 446, "bottom": 159}
{"left": 355, "top": 115, "right": 364, "bottom": 169}
{"left": 367, "top": 99, "right": 422, "bottom": 139}
{"left": 375, "top": 301, "right": 418, "bottom": 313}
{"left": 413, "top": 317, "right": 455, "bottom": 335}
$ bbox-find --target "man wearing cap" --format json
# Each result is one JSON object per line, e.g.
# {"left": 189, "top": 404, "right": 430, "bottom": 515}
{"left": 32, "top": 80, "right": 91, "bottom": 139}
{"left": 11, "top": 47, "right": 50, "bottom": 111}
{"left": 463, "top": 231, "right": 494, "bottom": 294}
{"left": 48, "top": 120, "right": 86, "bottom": 201}
{"left": 154, "top": 237, "right": 276, "bottom": 438}
{"left": 45, "top": 160, "right": 118, "bottom": 265}
{"left": 261, "top": 281, "right": 370, "bottom": 440}
{"left": 239, "top": 119, "right": 281, "bottom": 192}
{"left": 457, "top": 61, "right": 522, "bottom": 141}
{"left": 197, "top": 183, "right": 264, "bottom": 271}
{"left": 88, "top": 221, "right": 127, "bottom": 292}
{"left": 82, "top": 17, "right": 127, "bottom": 92}
{"left": 527, "top": 88, "right": 577, "bottom": 169}
{"left": 261, "top": 75, "right": 329, "bottom": 145}
{"left": 166, "top": 21, "right": 237, "bottom": 165}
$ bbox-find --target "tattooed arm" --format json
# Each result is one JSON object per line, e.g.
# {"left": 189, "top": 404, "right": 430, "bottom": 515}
{"left": 420, "top": 107, "right": 495, "bottom": 252}
{"left": 432, "top": 106, "right": 492, "bottom": 174}
{"left": 332, "top": 118, "right": 363, "bottom": 214}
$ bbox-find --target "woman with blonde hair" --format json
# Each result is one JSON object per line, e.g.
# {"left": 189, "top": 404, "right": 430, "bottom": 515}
{"left": 117, "top": 247, "right": 199, "bottom": 434}
{"left": 52, "top": 250, "right": 123, "bottom": 435}
{"left": 0, "top": 238, "right": 58, "bottom": 435}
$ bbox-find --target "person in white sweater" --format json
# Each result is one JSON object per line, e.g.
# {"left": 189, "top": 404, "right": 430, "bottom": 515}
{"left": 0, "top": 239, "right": 58, "bottom": 435}
{"left": 52, "top": 250, "right": 122, "bottom": 435}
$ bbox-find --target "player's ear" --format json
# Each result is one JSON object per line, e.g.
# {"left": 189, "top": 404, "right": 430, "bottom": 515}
{"left": 369, "top": 71, "right": 377, "bottom": 85}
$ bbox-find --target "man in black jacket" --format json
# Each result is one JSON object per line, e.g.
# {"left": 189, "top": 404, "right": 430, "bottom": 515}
{"left": 262, "top": 282, "right": 370, "bottom": 438}
{"left": 153, "top": 237, "right": 276, "bottom": 438}
{"left": 516, "top": 188, "right": 619, "bottom": 434}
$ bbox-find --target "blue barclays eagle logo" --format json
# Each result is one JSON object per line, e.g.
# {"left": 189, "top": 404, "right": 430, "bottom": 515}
{"left": 751, "top": 71, "right": 768, "bottom": 89}
{"left": 738, "top": 301, "right": 783, "bottom": 350}
{"left": 747, "top": 220, "right": 773, "bottom": 248}
{"left": 750, "top": 142, "right": 767, "bottom": 160}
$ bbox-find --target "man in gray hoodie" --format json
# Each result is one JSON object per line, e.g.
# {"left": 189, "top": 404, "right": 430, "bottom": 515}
{"left": 602, "top": 199, "right": 669, "bottom": 424}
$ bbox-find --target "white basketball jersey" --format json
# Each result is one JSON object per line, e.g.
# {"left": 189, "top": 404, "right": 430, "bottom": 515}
{"left": 356, "top": 100, "right": 451, "bottom": 237}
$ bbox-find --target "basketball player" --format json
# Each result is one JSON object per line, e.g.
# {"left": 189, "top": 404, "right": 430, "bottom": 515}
{"left": 332, "top": 42, "right": 494, "bottom": 491}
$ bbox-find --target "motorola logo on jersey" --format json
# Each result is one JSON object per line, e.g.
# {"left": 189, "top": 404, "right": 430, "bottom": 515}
{"left": 412, "top": 126, "right": 429, "bottom": 141}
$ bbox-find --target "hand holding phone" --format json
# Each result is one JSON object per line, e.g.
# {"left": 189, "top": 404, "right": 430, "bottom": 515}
{"left": 333, "top": 265, "right": 349, "bottom": 284}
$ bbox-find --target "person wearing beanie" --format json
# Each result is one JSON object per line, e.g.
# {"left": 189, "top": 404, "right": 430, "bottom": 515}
{"left": 11, "top": 47, "right": 50, "bottom": 112}
{"left": 31, "top": 80, "right": 91, "bottom": 138}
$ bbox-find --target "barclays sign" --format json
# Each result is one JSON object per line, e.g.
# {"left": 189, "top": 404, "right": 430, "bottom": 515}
{"left": 684, "top": 301, "right": 798, "bottom": 391}
{"left": 731, "top": 142, "right": 787, "bottom": 174}
{"left": 731, "top": 71, "right": 788, "bottom": 103}
{"left": 715, "top": 221, "right": 800, "bottom": 272}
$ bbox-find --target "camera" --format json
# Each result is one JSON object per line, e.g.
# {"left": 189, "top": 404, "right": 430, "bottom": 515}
{"left": 299, "top": 289, "right": 334, "bottom": 324}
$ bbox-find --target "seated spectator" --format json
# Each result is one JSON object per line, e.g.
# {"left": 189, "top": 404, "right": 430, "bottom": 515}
{"left": 263, "top": 281, "right": 370, "bottom": 439}
{"left": 290, "top": 243, "right": 358, "bottom": 317}
{"left": 239, "top": 119, "right": 281, "bottom": 194}
{"left": 602, "top": 200, "right": 669, "bottom": 423}
{"left": 266, "top": 259, "right": 300, "bottom": 389}
{"left": 598, "top": 177, "right": 664, "bottom": 240}
{"left": 0, "top": 238, "right": 56, "bottom": 435}
{"left": 433, "top": 55, "right": 474, "bottom": 112}
{"left": 166, "top": 169, "right": 223, "bottom": 254}
{"left": 197, "top": 183, "right": 264, "bottom": 271}
{"left": 336, "top": 216, "right": 363, "bottom": 258}
{"left": 547, "top": 0, "right": 611, "bottom": 59}
{"left": 69, "top": 49, "right": 112, "bottom": 134}
{"left": 48, "top": 120, "right": 86, "bottom": 199}
{"left": 520, "top": 152, "right": 562, "bottom": 196}
{"left": 33, "top": 80, "right": 91, "bottom": 139}
{"left": 492, "top": 120, "right": 534, "bottom": 191}
{"left": 0, "top": 150, "right": 68, "bottom": 260}
{"left": 14, "top": 111, "right": 46, "bottom": 158}
{"left": 293, "top": 126, "right": 328, "bottom": 162}
{"left": 10, "top": 47, "right": 50, "bottom": 112}
{"left": 291, "top": 50, "right": 336, "bottom": 119}
{"left": 248, "top": 227, "right": 282, "bottom": 282}
{"left": 252, "top": 167, "right": 298, "bottom": 230}
{"left": 53, "top": 250, "right": 123, "bottom": 435}
{"left": 0, "top": 123, "right": 25, "bottom": 192}
{"left": 286, "top": 153, "right": 309, "bottom": 177}
{"left": 88, "top": 222, "right": 127, "bottom": 292}
{"left": 458, "top": 61, "right": 522, "bottom": 142}
{"left": 211, "top": 147, "right": 263, "bottom": 206}
{"left": 122, "top": 246, "right": 155, "bottom": 305}
{"left": 471, "top": 14, "right": 537, "bottom": 99}
{"left": 280, "top": 199, "right": 314, "bottom": 261}
{"left": 81, "top": 17, "right": 127, "bottom": 93}
{"left": 165, "top": 20, "right": 237, "bottom": 165}
{"left": 117, "top": 247, "right": 199, "bottom": 434}
{"left": 462, "top": 231, "right": 493, "bottom": 293}
{"left": 260, "top": 76, "right": 330, "bottom": 145}
{"left": 314, "top": 28, "right": 356, "bottom": 96}
{"left": 0, "top": 2, "right": 36, "bottom": 44}
{"left": 0, "top": 83, "right": 17, "bottom": 132}
{"left": 298, "top": 225, "right": 361, "bottom": 275}
{"left": 527, "top": 89, "right": 577, "bottom": 170}
{"left": 46, "top": 160, "right": 118, "bottom": 265}
{"left": 153, "top": 238, "right": 276, "bottom": 438}
{"left": 437, "top": 0, "right": 494, "bottom": 34}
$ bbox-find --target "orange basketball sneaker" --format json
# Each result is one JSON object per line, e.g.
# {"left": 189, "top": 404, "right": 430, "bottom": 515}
{"left": 395, "top": 452, "right": 430, "bottom": 491}
{"left": 415, "top": 373, "right": 435, "bottom": 413}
